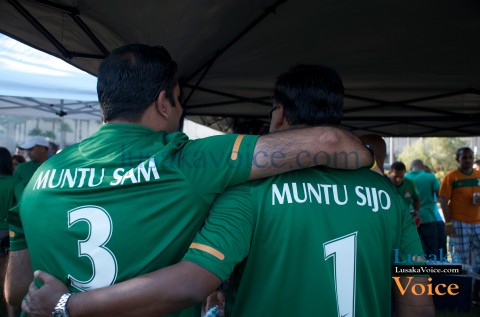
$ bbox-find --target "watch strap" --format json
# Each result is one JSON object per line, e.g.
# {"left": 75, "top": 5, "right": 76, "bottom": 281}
{"left": 51, "top": 293, "right": 72, "bottom": 317}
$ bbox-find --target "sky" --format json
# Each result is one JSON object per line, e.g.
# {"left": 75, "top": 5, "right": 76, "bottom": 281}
{"left": 0, "top": 33, "right": 98, "bottom": 100}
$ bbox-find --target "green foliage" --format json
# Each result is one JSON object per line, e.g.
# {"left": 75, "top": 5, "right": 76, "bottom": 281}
{"left": 43, "top": 130, "right": 56, "bottom": 139}
{"left": 28, "top": 128, "right": 42, "bottom": 136}
{"left": 397, "top": 138, "right": 469, "bottom": 175}
{"left": 59, "top": 122, "right": 73, "bottom": 133}
{"left": 27, "top": 128, "right": 56, "bottom": 140}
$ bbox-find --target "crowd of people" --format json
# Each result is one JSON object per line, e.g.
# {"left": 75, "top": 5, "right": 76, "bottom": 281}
{"left": 0, "top": 43, "right": 478, "bottom": 317}
{"left": 387, "top": 150, "right": 480, "bottom": 308}
{"left": 0, "top": 137, "right": 59, "bottom": 317}
{"left": 388, "top": 150, "right": 480, "bottom": 270}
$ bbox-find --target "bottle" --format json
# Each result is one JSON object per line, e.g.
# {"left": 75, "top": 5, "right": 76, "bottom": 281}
{"left": 205, "top": 305, "right": 223, "bottom": 317}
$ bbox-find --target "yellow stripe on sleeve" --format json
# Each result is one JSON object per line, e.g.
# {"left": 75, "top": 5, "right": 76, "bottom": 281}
{"left": 189, "top": 243, "right": 225, "bottom": 260}
{"left": 230, "top": 134, "right": 245, "bottom": 161}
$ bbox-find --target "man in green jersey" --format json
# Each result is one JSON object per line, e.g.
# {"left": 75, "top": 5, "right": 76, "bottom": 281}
{"left": 23, "top": 64, "right": 433, "bottom": 317}
{"left": 0, "top": 147, "right": 18, "bottom": 317}
{"left": 389, "top": 161, "right": 421, "bottom": 223}
{"left": 406, "top": 159, "right": 444, "bottom": 260}
{"left": 12, "top": 135, "right": 50, "bottom": 201}
{"left": 6, "top": 44, "right": 373, "bottom": 316}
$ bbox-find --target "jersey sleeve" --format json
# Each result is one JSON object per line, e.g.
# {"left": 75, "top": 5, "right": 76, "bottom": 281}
{"left": 8, "top": 204, "right": 27, "bottom": 251}
{"left": 179, "top": 134, "right": 259, "bottom": 195}
{"left": 182, "top": 184, "right": 255, "bottom": 280}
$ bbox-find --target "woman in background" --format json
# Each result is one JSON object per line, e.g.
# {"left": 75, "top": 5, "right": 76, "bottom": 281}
{"left": 11, "top": 154, "right": 26, "bottom": 172}
{"left": 0, "top": 147, "right": 19, "bottom": 317}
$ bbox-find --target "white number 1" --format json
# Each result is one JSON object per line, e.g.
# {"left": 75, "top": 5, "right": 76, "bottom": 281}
{"left": 67, "top": 206, "right": 118, "bottom": 291}
{"left": 323, "top": 232, "right": 357, "bottom": 317}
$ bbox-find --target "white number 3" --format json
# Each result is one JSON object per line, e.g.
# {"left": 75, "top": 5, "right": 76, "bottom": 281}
{"left": 67, "top": 206, "right": 118, "bottom": 291}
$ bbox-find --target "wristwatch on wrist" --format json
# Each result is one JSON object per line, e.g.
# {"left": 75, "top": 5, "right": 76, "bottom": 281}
{"left": 51, "top": 293, "right": 72, "bottom": 317}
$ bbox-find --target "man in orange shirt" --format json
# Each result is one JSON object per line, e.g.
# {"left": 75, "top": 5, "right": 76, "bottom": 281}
{"left": 439, "top": 147, "right": 480, "bottom": 269}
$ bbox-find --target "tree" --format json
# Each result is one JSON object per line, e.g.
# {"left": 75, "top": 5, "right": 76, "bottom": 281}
{"left": 43, "top": 130, "right": 56, "bottom": 140}
{"left": 27, "top": 128, "right": 56, "bottom": 140}
{"left": 398, "top": 137, "right": 469, "bottom": 179}
{"left": 28, "top": 128, "right": 42, "bottom": 136}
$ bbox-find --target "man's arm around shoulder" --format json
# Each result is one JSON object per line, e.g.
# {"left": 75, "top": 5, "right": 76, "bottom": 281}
{"left": 23, "top": 261, "right": 220, "bottom": 317}
{"left": 250, "top": 125, "right": 373, "bottom": 179}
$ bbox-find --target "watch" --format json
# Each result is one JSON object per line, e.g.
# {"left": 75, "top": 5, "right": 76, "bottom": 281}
{"left": 51, "top": 293, "right": 72, "bottom": 317}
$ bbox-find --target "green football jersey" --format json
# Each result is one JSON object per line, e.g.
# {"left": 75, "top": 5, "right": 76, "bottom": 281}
{"left": 10, "top": 124, "right": 257, "bottom": 317}
{"left": 0, "top": 174, "right": 16, "bottom": 230}
{"left": 184, "top": 167, "right": 423, "bottom": 317}
{"left": 406, "top": 170, "right": 441, "bottom": 223}
{"left": 395, "top": 177, "right": 420, "bottom": 212}
{"left": 12, "top": 160, "right": 40, "bottom": 200}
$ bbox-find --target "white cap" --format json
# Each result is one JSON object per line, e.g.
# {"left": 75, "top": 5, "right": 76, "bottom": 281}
{"left": 18, "top": 136, "right": 50, "bottom": 150}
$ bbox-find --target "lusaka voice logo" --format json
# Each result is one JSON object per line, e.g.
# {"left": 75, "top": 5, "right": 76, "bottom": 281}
{"left": 392, "top": 277, "right": 460, "bottom": 296}
{"left": 392, "top": 248, "right": 462, "bottom": 296}
{"left": 393, "top": 248, "right": 461, "bottom": 265}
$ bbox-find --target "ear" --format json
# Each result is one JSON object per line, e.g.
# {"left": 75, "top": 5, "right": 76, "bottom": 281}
{"left": 272, "top": 105, "right": 288, "bottom": 130}
{"left": 155, "top": 90, "right": 169, "bottom": 119}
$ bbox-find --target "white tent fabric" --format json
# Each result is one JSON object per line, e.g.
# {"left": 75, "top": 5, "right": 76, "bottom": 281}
{"left": 0, "top": 0, "right": 479, "bottom": 136}
{"left": 0, "top": 33, "right": 101, "bottom": 119}
{"left": 0, "top": 34, "right": 222, "bottom": 148}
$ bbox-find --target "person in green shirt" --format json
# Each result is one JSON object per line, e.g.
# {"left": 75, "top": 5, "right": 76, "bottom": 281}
{"left": 12, "top": 135, "right": 50, "bottom": 201}
{"left": 406, "top": 159, "right": 443, "bottom": 260}
{"left": 23, "top": 64, "right": 433, "bottom": 317}
{"left": 0, "top": 147, "right": 15, "bottom": 242}
{"left": 11, "top": 154, "right": 26, "bottom": 173}
{"left": 0, "top": 147, "right": 18, "bottom": 317}
{"left": 7, "top": 44, "right": 374, "bottom": 317}
{"left": 389, "top": 161, "right": 421, "bottom": 224}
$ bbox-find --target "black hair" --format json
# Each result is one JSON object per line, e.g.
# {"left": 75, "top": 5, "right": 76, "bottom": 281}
{"left": 410, "top": 159, "right": 424, "bottom": 170}
{"left": 12, "top": 154, "right": 26, "bottom": 164}
{"left": 98, "top": 44, "right": 178, "bottom": 122}
{"left": 456, "top": 147, "right": 473, "bottom": 160}
{"left": 391, "top": 161, "right": 407, "bottom": 172}
{"left": 0, "top": 147, "right": 13, "bottom": 175}
{"left": 273, "top": 64, "right": 343, "bottom": 125}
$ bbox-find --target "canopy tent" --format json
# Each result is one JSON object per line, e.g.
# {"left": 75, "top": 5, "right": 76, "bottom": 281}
{"left": 0, "top": 33, "right": 101, "bottom": 119}
{"left": 0, "top": 34, "right": 222, "bottom": 152}
{"left": 0, "top": 0, "right": 479, "bottom": 136}
{"left": 0, "top": 96, "right": 100, "bottom": 119}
